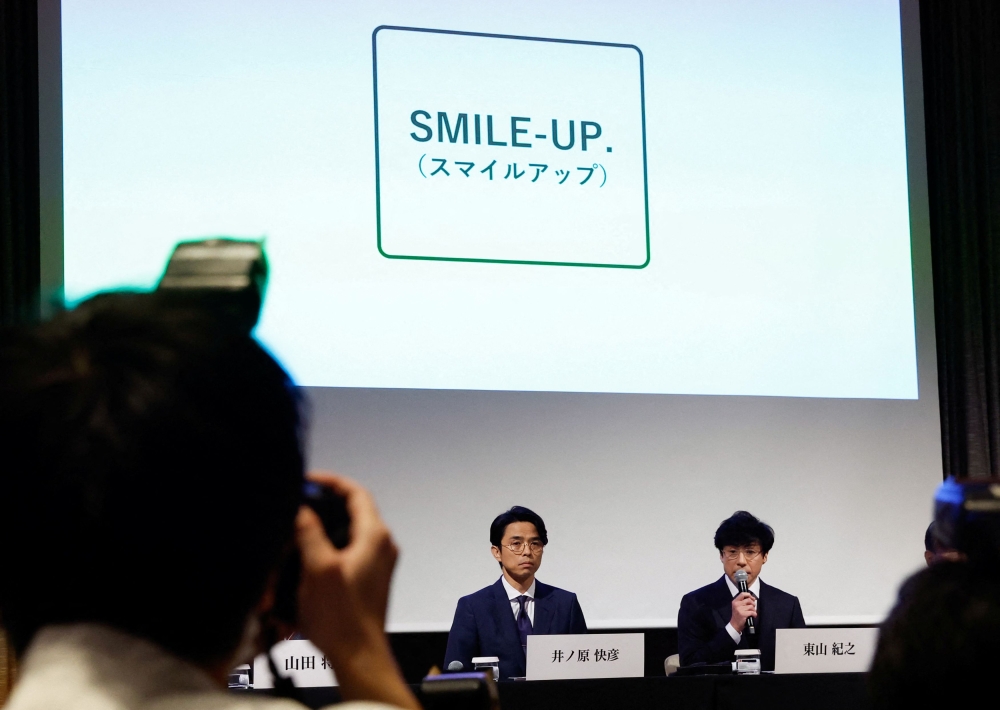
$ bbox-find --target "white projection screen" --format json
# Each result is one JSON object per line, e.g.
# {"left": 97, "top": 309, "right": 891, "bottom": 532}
{"left": 46, "top": 0, "right": 941, "bottom": 630}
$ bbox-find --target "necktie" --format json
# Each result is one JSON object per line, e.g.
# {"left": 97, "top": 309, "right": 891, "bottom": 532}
{"left": 517, "top": 595, "right": 533, "bottom": 653}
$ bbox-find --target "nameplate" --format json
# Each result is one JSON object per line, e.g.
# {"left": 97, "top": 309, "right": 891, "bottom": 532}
{"left": 526, "top": 633, "right": 644, "bottom": 680}
{"left": 774, "top": 627, "right": 879, "bottom": 674}
{"left": 252, "top": 639, "right": 337, "bottom": 688}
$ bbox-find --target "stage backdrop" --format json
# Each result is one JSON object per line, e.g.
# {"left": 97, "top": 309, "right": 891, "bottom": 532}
{"left": 50, "top": 0, "right": 940, "bottom": 630}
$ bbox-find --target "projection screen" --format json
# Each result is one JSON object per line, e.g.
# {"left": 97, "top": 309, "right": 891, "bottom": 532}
{"left": 48, "top": 0, "right": 940, "bottom": 629}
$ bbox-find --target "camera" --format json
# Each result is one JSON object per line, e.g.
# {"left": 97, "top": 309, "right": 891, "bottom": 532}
{"left": 272, "top": 481, "right": 351, "bottom": 624}
{"left": 933, "top": 476, "right": 1000, "bottom": 563}
{"left": 156, "top": 237, "right": 351, "bottom": 625}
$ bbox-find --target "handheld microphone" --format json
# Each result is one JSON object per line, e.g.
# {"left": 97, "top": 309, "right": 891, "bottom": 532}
{"left": 734, "top": 569, "right": 756, "bottom": 635}
{"left": 447, "top": 661, "right": 464, "bottom": 672}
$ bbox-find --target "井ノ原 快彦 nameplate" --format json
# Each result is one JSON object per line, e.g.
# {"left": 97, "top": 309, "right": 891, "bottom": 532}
{"left": 526, "top": 633, "right": 644, "bottom": 680}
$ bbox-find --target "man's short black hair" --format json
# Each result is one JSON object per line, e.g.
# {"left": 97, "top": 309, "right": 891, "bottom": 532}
{"left": 0, "top": 292, "right": 304, "bottom": 663}
{"left": 924, "top": 521, "right": 937, "bottom": 552}
{"left": 714, "top": 511, "right": 775, "bottom": 554}
{"left": 869, "top": 561, "right": 999, "bottom": 708}
{"left": 490, "top": 506, "right": 548, "bottom": 547}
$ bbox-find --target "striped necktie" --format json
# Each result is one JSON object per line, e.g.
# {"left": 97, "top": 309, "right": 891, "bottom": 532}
{"left": 517, "top": 595, "right": 533, "bottom": 652}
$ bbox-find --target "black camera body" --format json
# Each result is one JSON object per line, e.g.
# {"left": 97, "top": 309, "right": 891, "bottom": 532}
{"left": 272, "top": 481, "right": 352, "bottom": 624}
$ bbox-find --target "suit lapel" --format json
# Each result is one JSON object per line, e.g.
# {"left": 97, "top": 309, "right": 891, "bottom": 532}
{"left": 712, "top": 575, "right": 735, "bottom": 629}
{"left": 532, "top": 581, "right": 552, "bottom": 635}
{"left": 491, "top": 579, "right": 522, "bottom": 654}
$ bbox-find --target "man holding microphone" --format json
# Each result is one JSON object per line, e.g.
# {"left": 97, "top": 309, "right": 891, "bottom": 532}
{"left": 677, "top": 511, "right": 805, "bottom": 671}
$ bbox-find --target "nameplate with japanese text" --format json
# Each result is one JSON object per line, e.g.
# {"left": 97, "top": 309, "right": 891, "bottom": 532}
{"left": 526, "top": 633, "right": 644, "bottom": 680}
{"left": 252, "top": 639, "right": 337, "bottom": 688}
{"left": 774, "top": 627, "right": 879, "bottom": 674}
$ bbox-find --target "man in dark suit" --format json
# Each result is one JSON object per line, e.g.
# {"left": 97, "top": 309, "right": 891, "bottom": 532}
{"left": 678, "top": 511, "right": 805, "bottom": 671}
{"left": 444, "top": 506, "right": 587, "bottom": 679}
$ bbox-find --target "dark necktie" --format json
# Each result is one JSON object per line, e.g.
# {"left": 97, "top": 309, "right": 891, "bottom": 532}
{"left": 516, "top": 595, "right": 533, "bottom": 653}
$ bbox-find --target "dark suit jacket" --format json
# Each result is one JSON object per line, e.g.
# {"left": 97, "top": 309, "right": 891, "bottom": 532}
{"left": 677, "top": 575, "right": 805, "bottom": 671}
{"left": 444, "top": 578, "right": 588, "bottom": 679}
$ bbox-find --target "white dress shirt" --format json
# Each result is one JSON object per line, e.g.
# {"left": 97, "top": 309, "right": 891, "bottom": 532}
{"left": 723, "top": 574, "right": 761, "bottom": 644}
{"left": 500, "top": 576, "right": 536, "bottom": 626}
{"left": 4, "top": 623, "right": 401, "bottom": 710}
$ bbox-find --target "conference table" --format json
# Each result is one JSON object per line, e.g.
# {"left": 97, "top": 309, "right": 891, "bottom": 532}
{"left": 280, "top": 672, "right": 870, "bottom": 710}
{"left": 493, "top": 674, "right": 869, "bottom": 710}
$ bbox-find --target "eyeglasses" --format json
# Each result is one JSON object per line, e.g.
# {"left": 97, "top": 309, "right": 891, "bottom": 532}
{"left": 722, "top": 547, "right": 762, "bottom": 561}
{"left": 501, "top": 540, "right": 544, "bottom": 554}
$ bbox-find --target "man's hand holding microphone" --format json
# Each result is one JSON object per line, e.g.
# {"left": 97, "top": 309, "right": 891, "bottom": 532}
{"left": 730, "top": 569, "right": 757, "bottom": 636}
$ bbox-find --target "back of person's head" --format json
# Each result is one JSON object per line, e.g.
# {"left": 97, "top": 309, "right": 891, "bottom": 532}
{"left": 869, "top": 561, "right": 1000, "bottom": 708}
{"left": 489, "top": 506, "right": 548, "bottom": 547}
{"left": 924, "top": 521, "right": 936, "bottom": 552}
{"left": 714, "top": 511, "right": 775, "bottom": 553}
{"left": 0, "top": 292, "right": 304, "bottom": 664}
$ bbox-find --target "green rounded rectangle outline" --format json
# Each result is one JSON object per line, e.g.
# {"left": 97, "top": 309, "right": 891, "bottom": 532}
{"left": 372, "top": 25, "right": 651, "bottom": 269}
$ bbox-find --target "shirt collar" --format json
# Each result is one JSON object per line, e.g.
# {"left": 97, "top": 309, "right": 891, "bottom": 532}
{"left": 501, "top": 575, "right": 536, "bottom": 600}
{"left": 724, "top": 574, "right": 761, "bottom": 598}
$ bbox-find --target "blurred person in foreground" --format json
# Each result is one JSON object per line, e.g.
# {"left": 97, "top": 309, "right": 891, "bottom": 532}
{"left": 872, "top": 479, "right": 1000, "bottom": 707}
{"left": 868, "top": 561, "right": 997, "bottom": 708}
{"left": 0, "top": 292, "right": 419, "bottom": 710}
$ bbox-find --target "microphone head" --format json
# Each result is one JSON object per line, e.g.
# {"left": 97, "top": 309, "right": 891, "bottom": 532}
{"left": 447, "top": 661, "right": 464, "bottom": 672}
{"left": 734, "top": 569, "right": 749, "bottom": 584}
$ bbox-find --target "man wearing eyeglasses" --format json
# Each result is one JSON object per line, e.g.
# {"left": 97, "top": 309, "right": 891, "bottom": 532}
{"left": 677, "top": 511, "right": 805, "bottom": 671}
{"left": 444, "top": 506, "right": 588, "bottom": 679}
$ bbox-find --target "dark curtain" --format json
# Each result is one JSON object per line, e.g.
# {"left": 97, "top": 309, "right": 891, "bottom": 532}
{"left": 2, "top": 1, "right": 1000, "bottom": 475}
{"left": 0, "top": 0, "right": 39, "bottom": 327}
{"left": 0, "top": 2, "right": 38, "bottom": 687}
{"left": 921, "top": 0, "right": 1000, "bottom": 479}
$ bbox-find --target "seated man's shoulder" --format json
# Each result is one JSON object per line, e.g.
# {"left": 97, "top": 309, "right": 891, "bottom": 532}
{"left": 457, "top": 582, "right": 502, "bottom": 606}
{"left": 760, "top": 581, "right": 799, "bottom": 603}
{"left": 535, "top": 581, "right": 578, "bottom": 601}
{"left": 759, "top": 581, "right": 805, "bottom": 625}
